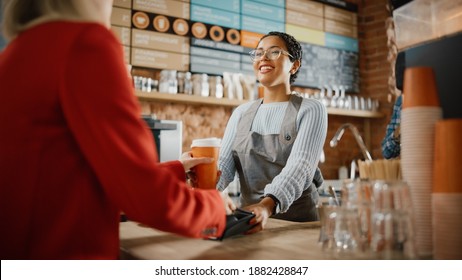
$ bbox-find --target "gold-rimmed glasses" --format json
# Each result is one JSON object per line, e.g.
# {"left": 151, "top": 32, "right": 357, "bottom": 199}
{"left": 249, "top": 46, "right": 294, "bottom": 62}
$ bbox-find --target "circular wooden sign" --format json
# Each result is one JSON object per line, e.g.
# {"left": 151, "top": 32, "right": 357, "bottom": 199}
{"left": 209, "top": 25, "right": 224, "bottom": 42}
{"left": 226, "top": 29, "right": 240, "bottom": 45}
{"left": 173, "top": 18, "right": 189, "bottom": 36}
{"left": 191, "top": 22, "right": 207, "bottom": 39}
{"left": 153, "top": 15, "right": 170, "bottom": 32}
{"left": 132, "top": 12, "right": 149, "bottom": 29}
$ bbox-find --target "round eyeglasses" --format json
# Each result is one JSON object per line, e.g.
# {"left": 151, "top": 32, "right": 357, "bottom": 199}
{"left": 249, "top": 46, "right": 294, "bottom": 62}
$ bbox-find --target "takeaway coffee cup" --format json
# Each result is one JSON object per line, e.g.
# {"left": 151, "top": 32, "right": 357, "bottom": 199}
{"left": 190, "top": 138, "right": 221, "bottom": 189}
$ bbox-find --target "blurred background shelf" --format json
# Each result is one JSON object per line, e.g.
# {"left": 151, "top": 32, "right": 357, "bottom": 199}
{"left": 135, "top": 91, "right": 245, "bottom": 107}
{"left": 327, "top": 107, "right": 384, "bottom": 118}
{"left": 136, "top": 91, "right": 384, "bottom": 118}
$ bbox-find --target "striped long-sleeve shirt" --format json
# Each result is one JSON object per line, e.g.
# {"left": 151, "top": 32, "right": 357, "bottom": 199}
{"left": 217, "top": 97, "right": 328, "bottom": 212}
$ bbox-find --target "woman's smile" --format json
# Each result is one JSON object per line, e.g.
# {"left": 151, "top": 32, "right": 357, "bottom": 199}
{"left": 258, "top": 63, "right": 275, "bottom": 74}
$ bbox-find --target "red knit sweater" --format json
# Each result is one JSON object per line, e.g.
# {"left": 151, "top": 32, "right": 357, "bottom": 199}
{"left": 0, "top": 21, "right": 225, "bottom": 259}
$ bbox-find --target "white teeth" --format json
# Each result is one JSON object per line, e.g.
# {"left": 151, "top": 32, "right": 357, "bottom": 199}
{"left": 260, "top": 66, "right": 273, "bottom": 71}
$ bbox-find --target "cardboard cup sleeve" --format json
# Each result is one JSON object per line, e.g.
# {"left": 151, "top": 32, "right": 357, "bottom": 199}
{"left": 432, "top": 193, "right": 462, "bottom": 259}
{"left": 403, "top": 67, "right": 440, "bottom": 109}
{"left": 433, "top": 119, "right": 462, "bottom": 193}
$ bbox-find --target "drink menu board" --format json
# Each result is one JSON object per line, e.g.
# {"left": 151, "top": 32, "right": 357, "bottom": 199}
{"left": 294, "top": 43, "right": 359, "bottom": 92}
{"left": 115, "top": 0, "right": 360, "bottom": 93}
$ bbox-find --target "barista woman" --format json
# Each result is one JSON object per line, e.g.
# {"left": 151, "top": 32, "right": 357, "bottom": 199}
{"left": 0, "top": 0, "right": 234, "bottom": 259}
{"left": 217, "top": 32, "right": 327, "bottom": 233}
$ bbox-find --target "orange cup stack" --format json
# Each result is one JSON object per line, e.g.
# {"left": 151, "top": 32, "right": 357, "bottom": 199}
{"left": 432, "top": 119, "right": 462, "bottom": 259}
{"left": 401, "top": 66, "right": 442, "bottom": 258}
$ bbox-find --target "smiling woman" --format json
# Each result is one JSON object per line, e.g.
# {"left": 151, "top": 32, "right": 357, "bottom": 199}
{"left": 252, "top": 31, "right": 302, "bottom": 89}
{"left": 217, "top": 31, "right": 328, "bottom": 232}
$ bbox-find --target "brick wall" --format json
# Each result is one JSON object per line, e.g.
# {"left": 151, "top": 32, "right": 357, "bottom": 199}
{"left": 139, "top": 101, "right": 233, "bottom": 152}
{"left": 140, "top": 0, "right": 395, "bottom": 179}
{"left": 320, "top": 0, "right": 395, "bottom": 179}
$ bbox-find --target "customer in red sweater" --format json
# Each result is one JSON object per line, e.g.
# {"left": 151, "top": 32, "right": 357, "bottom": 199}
{"left": 0, "top": 0, "right": 235, "bottom": 259}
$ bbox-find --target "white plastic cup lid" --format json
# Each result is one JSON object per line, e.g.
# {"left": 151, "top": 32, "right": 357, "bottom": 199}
{"left": 191, "top": 137, "right": 221, "bottom": 147}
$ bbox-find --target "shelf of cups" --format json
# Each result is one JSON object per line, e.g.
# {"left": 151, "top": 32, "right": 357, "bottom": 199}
{"left": 135, "top": 91, "right": 384, "bottom": 118}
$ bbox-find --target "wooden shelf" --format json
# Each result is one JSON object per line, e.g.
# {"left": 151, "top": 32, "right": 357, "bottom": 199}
{"left": 327, "top": 107, "right": 384, "bottom": 118}
{"left": 135, "top": 91, "right": 245, "bottom": 107}
{"left": 136, "top": 91, "right": 384, "bottom": 118}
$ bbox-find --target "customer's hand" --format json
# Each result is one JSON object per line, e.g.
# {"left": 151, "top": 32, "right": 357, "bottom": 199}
{"left": 221, "top": 192, "right": 237, "bottom": 215}
{"left": 242, "top": 201, "right": 272, "bottom": 234}
{"left": 179, "top": 151, "right": 213, "bottom": 171}
{"left": 181, "top": 152, "right": 223, "bottom": 188}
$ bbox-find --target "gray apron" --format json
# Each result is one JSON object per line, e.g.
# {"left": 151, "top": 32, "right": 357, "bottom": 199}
{"left": 232, "top": 94, "right": 322, "bottom": 222}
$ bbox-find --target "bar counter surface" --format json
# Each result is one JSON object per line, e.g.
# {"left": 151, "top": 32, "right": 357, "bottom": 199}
{"left": 119, "top": 218, "right": 330, "bottom": 260}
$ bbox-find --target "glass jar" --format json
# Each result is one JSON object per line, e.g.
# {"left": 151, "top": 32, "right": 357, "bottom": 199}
{"left": 184, "top": 72, "right": 193, "bottom": 95}
{"left": 177, "top": 72, "right": 185, "bottom": 93}
{"left": 200, "top": 74, "right": 209, "bottom": 97}
{"left": 158, "top": 70, "right": 170, "bottom": 93}
{"left": 209, "top": 76, "right": 223, "bottom": 98}
{"left": 168, "top": 70, "right": 178, "bottom": 94}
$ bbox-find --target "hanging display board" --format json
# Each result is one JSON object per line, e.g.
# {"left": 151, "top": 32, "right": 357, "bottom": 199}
{"left": 294, "top": 43, "right": 359, "bottom": 92}
{"left": 111, "top": 0, "right": 360, "bottom": 92}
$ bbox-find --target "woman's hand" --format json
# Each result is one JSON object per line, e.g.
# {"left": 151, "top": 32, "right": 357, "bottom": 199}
{"left": 242, "top": 197, "right": 274, "bottom": 234}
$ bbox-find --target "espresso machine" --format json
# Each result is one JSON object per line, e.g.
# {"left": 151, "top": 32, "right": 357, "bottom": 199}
{"left": 142, "top": 115, "right": 182, "bottom": 162}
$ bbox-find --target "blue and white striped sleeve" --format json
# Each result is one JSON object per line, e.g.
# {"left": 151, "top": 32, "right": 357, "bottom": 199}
{"left": 264, "top": 99, "right": 328, "bottom": 212}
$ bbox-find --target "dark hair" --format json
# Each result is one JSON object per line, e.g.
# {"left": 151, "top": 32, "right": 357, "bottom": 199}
{"left": 259, "top": 31, "right": 302, "bottom": 84}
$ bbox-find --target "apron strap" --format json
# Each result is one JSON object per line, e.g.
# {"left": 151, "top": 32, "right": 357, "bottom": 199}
{"left": 278, "top": 94, "right": 303, "bottom": 145}
{"left": 232, "top": 150, "right": 248, "bottom": 191}
{"left": 235, "top": 99, "right": 263, "bottom": 136}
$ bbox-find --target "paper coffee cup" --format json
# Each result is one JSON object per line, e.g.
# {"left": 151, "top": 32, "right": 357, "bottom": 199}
{"left": 190, "top": 138, "right": 221, "bottom": 190}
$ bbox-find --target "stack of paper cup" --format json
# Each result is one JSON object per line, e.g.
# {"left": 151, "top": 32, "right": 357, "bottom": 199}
{"left": 401, "top": 67, "right": 442, "bottom": 258}
{"left": 432, "top": 119, "right": 462, "bottom": 259}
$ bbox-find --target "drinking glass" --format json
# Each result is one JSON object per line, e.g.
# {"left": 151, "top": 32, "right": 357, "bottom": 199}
{"left": 341, "top": 179, "right": 373, "bottom": 247}
{"left": 317, "top": 197, "right": 339, "bottom": 251}
{"left": 331, "top": 179, "right": 373, "bottom": 259}
{"left": 370, "top": 180, "right": 417, "bottom": 259}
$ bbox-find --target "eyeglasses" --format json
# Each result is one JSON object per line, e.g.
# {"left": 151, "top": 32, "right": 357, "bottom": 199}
{"left": 249, "top": 46, "right": 294, "bottom": 62}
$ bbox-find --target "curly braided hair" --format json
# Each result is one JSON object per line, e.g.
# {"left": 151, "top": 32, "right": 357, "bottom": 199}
{"left": 259, "top": 31, "right": 303, "bottom": 84}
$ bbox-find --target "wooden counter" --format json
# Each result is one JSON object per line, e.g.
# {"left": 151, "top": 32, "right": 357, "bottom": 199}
{"left": 119, "top": 218, "right": 332, "bottom": 260}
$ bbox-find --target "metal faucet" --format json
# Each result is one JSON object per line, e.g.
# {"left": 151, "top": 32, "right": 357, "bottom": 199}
{"left": 330, "top": 123, "right": 372, "bottom": 179}
{"left": 330, "top": 123, "right": 373, "bottom": 162}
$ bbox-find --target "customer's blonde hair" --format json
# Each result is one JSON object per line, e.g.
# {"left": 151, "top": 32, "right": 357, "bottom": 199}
{"left": 2, "top": 0, "right": 82, "bottom": 40}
